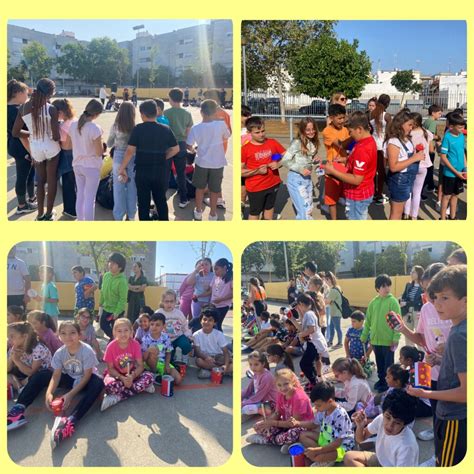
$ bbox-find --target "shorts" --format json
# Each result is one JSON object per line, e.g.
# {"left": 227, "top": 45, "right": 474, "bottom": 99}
{"left": 147, "top": 360, "right": 175, "bottom": 375}
{"left": 30, "top": 139, "right": 61, "bottom": 163}
{"left": 442, "top": 175, "right": 464, "bottom": 196}
{"left": 241, "top": 177, "right": 246, "bottom": 187}
{"left": 324, "top": 175, "right": 344, "bottom": 206}
{"left": 435, "top": 417, "right": 466, "bottom": 467}
{"left": 387, "top": 171, "right": 415, "bottom": 202}
{"left": 247, "top": 184, "right": 280, "bottom": 216}
{"left": 361, "top": 451, "right": 381, "bottom": 467}
{"left": 192, "top": 165, "right": 224, "bottom": 193}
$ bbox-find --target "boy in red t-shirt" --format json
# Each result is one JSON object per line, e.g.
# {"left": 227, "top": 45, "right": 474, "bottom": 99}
{"left": 241, "top": 117, "right": 285, "bottom": 220}
{"left": 325, "top": 112, "right": 377, "bottom": 220}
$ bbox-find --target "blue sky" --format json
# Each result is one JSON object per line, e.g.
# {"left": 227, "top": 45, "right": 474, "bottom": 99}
{"left": 9, "top": 20, "right": 209, "bottom": 42}
{"left": 155, "top": 242, "right": 232, "bottom": 277}
{"left": 335, "top": 21, "right": 466, "bottom": 75}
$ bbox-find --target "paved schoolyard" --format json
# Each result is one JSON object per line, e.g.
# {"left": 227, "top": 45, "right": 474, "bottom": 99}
{"left": 241, "top": 302, "right": 434, "bottom": 467}
{"left": 242, "top": 135, "right": 466, "bottom": 221}
{"left": 7, "top": 97, "right": 233, "bottom": 221}
{"left": 8, "top": 313, "right": 233, "bottom": 467}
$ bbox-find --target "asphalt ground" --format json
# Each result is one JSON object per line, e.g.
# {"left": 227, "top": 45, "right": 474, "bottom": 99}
{"left": 240, "top": 301, "right": 434, "bottom": 467}
{"left": 8, "top": 312, "right": 233, "bottom": 467}
{"left": 8, "top": 98, "right": 233, "bottom": 221}
{"left": 241, "top": 136, "right": 466, "bottom": 221}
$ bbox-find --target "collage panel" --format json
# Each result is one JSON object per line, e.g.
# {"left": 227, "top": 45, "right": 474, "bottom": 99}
{"left": 7, "top": 19, "right": 233, "bottom": 222}
{"left": 241, "top": 241, "right": 467, "bottom": 467}
{"left": 241, "top": 21, "right": 467, "bottom": 221}
{"left": 7, "top": 241, "right": 233, "bottom": 466}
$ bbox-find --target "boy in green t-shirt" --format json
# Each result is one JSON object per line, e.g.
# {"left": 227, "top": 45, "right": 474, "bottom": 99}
{"left": 164, "top": 88, "right": 194, "bottom": 209}
{"left": 360, "top": 274, "right": 400, "bottom": 392}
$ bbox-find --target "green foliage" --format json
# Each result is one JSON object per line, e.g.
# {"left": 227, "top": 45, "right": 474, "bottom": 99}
{"left": 8, "top": 61, "right": 29, "bottom": 82}
{"left": 75, "top": 242, "right": 148, "bottom": 277}
{"left": 290, "top": 36, "right": 372, "bottom": 99}
{"left": 352, "top": 250, "right": 377, "bottom": 278}
{"left": 391, "top": 70, "right": 422, "bottom": 105}
{"left": 241, "top": 242, "right": 267, "bottom": 275}
{"left": 56, "top": 43, "right": 87, "bottom": 81}
{"left": 176, "top": 68, "right": 202, "bottom": 88}
{"left": 21, "top": 41, "right": 54, "bottom": 83}
{"left": 442, "top": 242, "right": 461, "bottom": 262}
{"left": 411, "top": 249, "right": 433, "bottom": 269}
{"left": 242, "top": 20, "right": 336, "bottom": 93}
{"left": 376, "top": 245, "right": 406, "bottom": 276}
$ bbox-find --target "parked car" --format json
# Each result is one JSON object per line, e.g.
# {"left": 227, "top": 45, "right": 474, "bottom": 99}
{"left": 299, "top": 99, "right": 327, "bottom": 116}
{"left": 246, "top": 97, "right": 281, "bottom": 115}
{"left": 346, "top": 100, "right": 367, "bottom": 113}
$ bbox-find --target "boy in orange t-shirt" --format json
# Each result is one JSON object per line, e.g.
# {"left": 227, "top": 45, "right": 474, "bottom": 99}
{"left": 322, "top": 104, "right": 352, "bottom": 220}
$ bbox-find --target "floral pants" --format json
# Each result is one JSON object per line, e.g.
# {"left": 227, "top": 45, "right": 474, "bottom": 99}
{"left": 255, "top": 424, "right": 306, "bottom": 445}
{"left": 104, "top": 371, "right": 154, "bottom": 400}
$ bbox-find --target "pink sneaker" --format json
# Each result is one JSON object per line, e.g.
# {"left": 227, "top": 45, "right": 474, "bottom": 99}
{"left": 51, "top": 416, "right": 75, "bottom": 450}
{"left": 7, "top": 404, "right": 27, "bottom": 431}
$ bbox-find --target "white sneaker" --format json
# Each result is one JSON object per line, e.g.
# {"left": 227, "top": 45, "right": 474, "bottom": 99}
{"left": 419, "top": 456, "right": 436, "bottom": 467}
{"left": 208, "top": 213, "right": 218, "bottom": 221}
{"left": 322, "top": 364, "right": 332, "bottom": 375}
{"left": 174, "top": 347, "right": 183, "bottom": 363}
{"left": 193, "top": 208, "right": 203, "bottom": 221}
{"left": 203, "top": 197, "right": 211, "bottom": 207}
{"left": 178, "top": 200, "right": 190, "bottom": 209}
{"left": 198, "top": 369, "right": 211, "bottom": 379}
{"left": 100, "top": 394, "right": 121, "bottom": 411}
{"left": 144, "top": 383, "right": 155, "bottom": 394}
{"left": 246, "top": 434, "right": 268, "bottom": 445}
{"left": 217, "top": 198, "right": 226, "bottom": 209}
{"left": 417, "top": 428, "right": 434, "bottom": 441}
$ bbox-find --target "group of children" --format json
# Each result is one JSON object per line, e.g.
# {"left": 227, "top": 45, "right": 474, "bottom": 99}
{"left": 241, "top": 96, "right": 467, "bottom": 220}
{"left": 7, "top": 254, "right": 233, "bottom": 450}
{"left": 8, "top": 79, "right": 231, "bottom": 221}
{"left": 242, "top": 253, "right": 466, "bottom": 467}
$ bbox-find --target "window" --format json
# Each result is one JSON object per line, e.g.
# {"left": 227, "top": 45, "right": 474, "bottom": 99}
{"left": 12, "top": 37, "right": 23, "bottom": 43}
{"left": 140, "top": 46, "right": 147, "bottom": 51}
{"left": 179, "top": 39, "right": 184, "bottom": 45}
{"left": 22, "top": 38, "right": 28, "bottom": 44}
{"left": 183, "top": 38, "right": 193, "bottom": 44}
{"left": 226, "top": 32, "right": 232, "bottom": 37}
{"left": 177, "top": 53, "right": 184, "bottom": 59}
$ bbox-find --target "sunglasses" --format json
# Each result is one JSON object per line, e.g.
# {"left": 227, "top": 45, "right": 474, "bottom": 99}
{"left": 340, "top": 97, "right": 347, "bottom": 102}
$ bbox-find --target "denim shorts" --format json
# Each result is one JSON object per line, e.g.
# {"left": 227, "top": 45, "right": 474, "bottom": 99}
{"left": 388, "top": 162, "right": 419, "bottom": 202}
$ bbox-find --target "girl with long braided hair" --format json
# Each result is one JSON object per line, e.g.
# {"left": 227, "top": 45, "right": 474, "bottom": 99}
{"left": 12, "top": 78, "right": 61, "bottom": 220}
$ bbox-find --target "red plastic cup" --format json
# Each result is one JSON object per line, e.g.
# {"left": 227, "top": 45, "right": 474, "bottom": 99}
{"left": 51, "top": 398, "right": 64, "bottom": 416}
{"left": 289, "top": 443, "right": 306, "bottom": 467}
{"left": 385, "top": 311, "right": 402, "bottom": 330}
{"left": 211, "top": 368, "right": 223, "bottom": 384}
{"left": 415, "top": 143, "right": 425, "bottom": 152}
{"left": 176, "top": 362, "right": 187, "bottom": 378}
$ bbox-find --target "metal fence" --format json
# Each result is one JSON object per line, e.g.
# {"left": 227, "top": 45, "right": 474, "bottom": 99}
{"left": 243, "top": 91, "right": 467, "bottom": 118}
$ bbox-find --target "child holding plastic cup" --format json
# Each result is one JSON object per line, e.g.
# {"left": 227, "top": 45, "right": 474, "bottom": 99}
{"left": 245, "top": 368, "right": 313, "bottom": 446}
{"left": 295, "top": 381, "right": 354, "bottom": 467}
{"left": 44, "top": 321, "right": 104, "bottom": 450}
{"left": 241, "top": 351, "right": 278, "bottom": 416}
{"left": 101, "top": 318, "right": 155, "bottom": 411}
{"left": 141, "top": 312, "right": 182, "bottom": 385}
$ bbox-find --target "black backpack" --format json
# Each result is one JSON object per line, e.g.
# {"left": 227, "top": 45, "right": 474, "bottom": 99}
{"left": 334, "top": 288, "right": 353, "bottom": 319}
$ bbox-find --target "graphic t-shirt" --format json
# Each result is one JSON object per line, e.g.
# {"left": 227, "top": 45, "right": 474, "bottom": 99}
{"left": 241, "top": 139, "right": 285, "bottom": 192}
{"left": 343, "top": 136, "right": 377, "bottom": 200}
{"left": 75, "top": 276, "right": 95, "bottom": 311}
{"left": 346, "top": 327, "right": 369, "bottom": 360}
{"left": 51, "top": 342, "right": 98, "bottom": 383}
{"left": 141, "top": 332, "right": 173, "bottom": 363}
{"left": 276, "top": 387, "right": 313, "bottom": 421}
{"left": 157, "top": 308, "right": 191, "bottom": 341}
{"left": 103, "top": 339, "right": 142, "bottom": 375}
{"left": 314, "top": 404, "right": 355, "bottom": 451}
{"left": 8, "top": 342, "right": 52, "bottom": 370}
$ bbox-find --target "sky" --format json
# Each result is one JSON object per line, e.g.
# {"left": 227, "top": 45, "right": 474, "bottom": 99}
{"left": 8, "top": 20, "right": 209, "bottom": 43}
{"left": 335, "top": 21, "right": 466, "bottom": 75}
{"left": 155, "top": 242, "right": 232, "bottom": 277}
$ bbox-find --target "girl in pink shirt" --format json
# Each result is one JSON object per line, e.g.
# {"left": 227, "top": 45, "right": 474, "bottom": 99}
{"left": 247, "top": 368, "right": 313, "bottom": 446}
{"left": 101, "top": 318, "right": 154, "bottom": 411}
{"left": 210, "top": 258, "right": 233, "bottom": 331}
{"left": 27, "top": 310, "right": 62, "bottom": 355}
{"left": 242, "top": 351, "right": 278, "bottom": 415}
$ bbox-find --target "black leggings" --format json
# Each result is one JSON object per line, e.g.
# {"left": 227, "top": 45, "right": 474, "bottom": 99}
{"left": 135, "top": 167, "right": 169, "bottom": 221}
{"left": 214, "top": 306, "right": 229, "bottom": 332}
{"left": 14, "top": 155, "right": 35, "bottom": 206}
{"left": 61, "top": 170, "right": 77, "bottom": 216}
{"left": 17, "top": 369, "right": 53, "bottom": 408}
{"left": 100, "top": 310, "right": 123, "bottom": 339}
{"left": 300, "top": 342, "right": 319, "bottom": 385}
{"left": 254, "top": 300, "right": 266, "bottom": 317}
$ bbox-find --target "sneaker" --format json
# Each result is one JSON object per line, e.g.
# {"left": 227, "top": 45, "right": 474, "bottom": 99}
{"left": 374, "top": 196, "right": 388, "bottom": 206}
{"left": 51, "top": 416, "right": 75, "bottom": 450}
{"left": 217, "top": 198, "right": 226, "bottom": 209}
{"left": 246, "top": 434, "right": 268, "bottom": 445}
{"left": 100, "top": 394, "right": 121, "bottom": 411}
{"left": 420, "top": 194, "right": 428, "bottom": 201}
{"left": 280, "top": 444, "right": 291, "bottom": 454}
{"left": 154, "top": 375, "right": 162, "bottom": 385}
{"left": 27, "top": 195, "right": 37, "bottom": 204}
{"left": 320, "top": 204, "right": 330, "bottom": 214}
{"left": 7, "top": 404, "right": 27, "bottom": 431}
{"left": 198, "top": 369, "right": 211, "bottom": 379}
{"left": 181, "top": 354, "right": 189, "bottom": 365}
{"left": 417, "top": 428, "right": 434, "bottom": 441}
{"left": 311, "top": 461, "right": 335, "bottom": 467}
{"left": 15, "top": 203, "right": 36, "bottom": 214}
{"left": 62, "top": 211, "right": 77, "bottom": 219}
{"left": 419, "top": 455, "right": 436, "bottom": 467}
{"left": 193, "top": 208, "right": 203, "bottom": 221}
{"left": 178, "top": 200, "right": 190, "bottom": 209}
{"left": 174, "top": 347, "right": 183, "bottom": 363}
{"left": 208, "top": 213, "right": 218, "bottom": 221}
{"left": 36, "top": 211, "right": 56, "bottom": 221}
{"left": 333, "top": 343, "right": 343, "bottom": 349}
{"left": 322, "top": 364, "right": 332, "bottom": 375}
{"left": 144, "top": 383, "right": 155, "bottom": 394}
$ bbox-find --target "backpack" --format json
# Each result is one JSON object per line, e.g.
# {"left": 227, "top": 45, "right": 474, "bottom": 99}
{"left": 333, "top": 288, "right": 353, "bottom": 319}
{"left": 96, "top": 173, "right": 114, "bottom": 210}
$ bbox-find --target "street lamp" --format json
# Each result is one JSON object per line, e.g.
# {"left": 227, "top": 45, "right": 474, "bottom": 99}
{"left": 242, "top": 37, "right": 248, "bottom": 105}
{"left": 159, "top": 265, "right": 164, "bottom": 285}
{"left": 133, "top": 24, "right": 145, "bottom": 89}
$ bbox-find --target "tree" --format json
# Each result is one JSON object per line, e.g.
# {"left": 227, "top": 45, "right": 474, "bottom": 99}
{"left": 290, "top": 35, "right": 372, "bottom": 100}
{"left": 211, "top": 62, "right": 232, "bottom": 87}
{"left": 176, "top": 68, "right": 202, "bottom": 88}
{"left": 352, "top": 250, "right": 377, "bottom": 278}
{"left": 8, "top": 61, "right": 29, "bottom": 82}
{"left": 376, "top": 245, "right": 406, "bottom": 276}
{"left": 22, "top": 41, "right": 54, "bottom": 84}
{"left": 242, "top": 242, "right": 267, "bottom": 276}
{"left": 242, "top": 21, "right": 336, "bottom": 121}
{"left": 391, "top": 70, "right": 422, "bottom": 106}
{"left": 396, "top": 242, "right": 410, "bottom": 275}
{"left": 56, "top": 43, "right": 88, "bottom": 81}
{"left": 442, "top": 242, "right": 462, "bottom": 263}
{"left": 412, "top": 249, "right": 433, "bottom": 270}
{"left": 75, "top": 242, "right": 148, "bottom": 279}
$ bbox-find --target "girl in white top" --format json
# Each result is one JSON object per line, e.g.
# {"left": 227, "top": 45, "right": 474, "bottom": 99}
{"left": 332, "top": 357, "right": 372, "bottom": 415}
{"left": 12, "top": 78, "right": 61, "bottom": 221}
{"left": 65, "top": 99, "right": 104, "bottom": 220}
{"left": 384, "top": 110, "right": 424, "bottom": 220}
{"left": 403, "top": 113, "right": 434, "bottom": 220}
{"left": 369, "top": 94, "right": 392, "bottom": 205}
